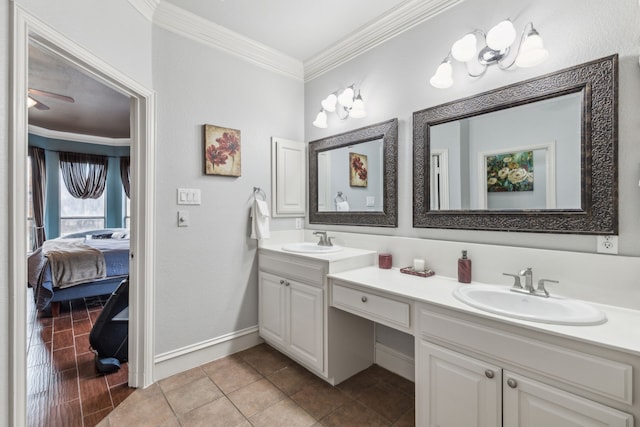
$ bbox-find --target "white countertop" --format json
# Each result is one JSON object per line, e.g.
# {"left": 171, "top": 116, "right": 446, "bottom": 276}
{"left": 259, "top": 243, "right": 376, "bottom": 262}
{"left": 328, "top": 266, "right": 640, "bottom": 357}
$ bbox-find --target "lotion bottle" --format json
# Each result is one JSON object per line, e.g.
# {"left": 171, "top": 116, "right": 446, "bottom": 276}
{"left": 458, "top": 250, "right": 472, "bottom": 283}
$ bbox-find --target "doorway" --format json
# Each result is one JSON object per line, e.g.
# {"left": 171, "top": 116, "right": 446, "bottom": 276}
{"left": 10, "top": 5, "right": 156, "bottom": 426}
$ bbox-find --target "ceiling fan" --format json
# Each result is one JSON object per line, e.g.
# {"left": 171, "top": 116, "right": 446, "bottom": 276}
{"left": 27, "top": 88, "right": 75, "bottom": 111}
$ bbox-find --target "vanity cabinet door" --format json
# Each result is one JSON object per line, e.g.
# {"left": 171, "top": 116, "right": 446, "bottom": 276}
{"left": 258, "top": 272, "right": 287, "bottom": 348}
{"left": 503, "top": 372, "right": 633, "bottom": 427}
{"left": 417, "top": 341, "right": 502, "bottom": 427}
{"left": 288, "top": 280, "right": 323, "bottom": 372}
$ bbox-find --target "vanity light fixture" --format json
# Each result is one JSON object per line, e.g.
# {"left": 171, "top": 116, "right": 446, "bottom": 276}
{"left": 430, "top": 20, "right": 549, "bottom": 89}
{"left": 312, "top": 85, "right": 366, "bottom": 128}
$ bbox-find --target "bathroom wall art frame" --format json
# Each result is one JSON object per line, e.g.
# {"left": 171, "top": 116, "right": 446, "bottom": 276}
{"left": 413, "top": 55, "right": 618, "bottom": 234}
{"left": 309, "top": 118, "right": 398, "bottom": 227}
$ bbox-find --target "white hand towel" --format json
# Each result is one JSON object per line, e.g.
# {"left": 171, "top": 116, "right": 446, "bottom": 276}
{"left": 336, "top": 201, "right": 350, "bottom": 211}
{"left": 251, "top": 199, "right": 271, "bottom": 239}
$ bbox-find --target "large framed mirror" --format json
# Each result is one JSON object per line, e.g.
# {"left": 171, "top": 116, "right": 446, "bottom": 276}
{"left": 309, "top": 118, "right": 398, "bottom": 227}
{"left": 413, "top": 55, "right": 618, "bottom": 234}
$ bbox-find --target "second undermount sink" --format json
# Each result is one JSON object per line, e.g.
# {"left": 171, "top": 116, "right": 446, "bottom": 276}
{"left": 453, "top": 284, "right": 607, "bottom": 326}
{"left": 281, "top": 242, "right": 343, "bottom": 254}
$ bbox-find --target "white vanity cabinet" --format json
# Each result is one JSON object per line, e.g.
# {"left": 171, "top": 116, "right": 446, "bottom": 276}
{"left": 416, "top": 304, "right": 634, "bottom": 427}
{"left": 259, "top": 271, "right": 323, "bottom": 371}
{"left": 258, "top": 246, "right": 376, "bottom": 384}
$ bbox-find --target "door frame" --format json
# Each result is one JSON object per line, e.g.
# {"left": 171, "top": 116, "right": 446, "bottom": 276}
{"left": 9, "top": 5, "right": 156, "bottom": 426}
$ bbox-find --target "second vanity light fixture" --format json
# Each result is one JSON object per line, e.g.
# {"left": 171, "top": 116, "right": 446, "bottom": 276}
{"left": 312, "top": 85, "right": 366, "bottom": 128}
{"left": 430, "top": 20, "right": 549, "bottom": 89}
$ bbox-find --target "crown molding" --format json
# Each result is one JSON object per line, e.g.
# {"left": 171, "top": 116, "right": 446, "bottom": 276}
{"left": 127, "top": 0, "right": 160, "bottom": 21}
{"left": 304, "top": 0, "right": 463, "bottom": 81}
{"left": 28, "top": 125, "right": 131, "bottom": 147}
{"left": 128, "top": 0, "right": 461, "bottom": 82}
{"left": 154, "top": 1, "right": 304, "bottom": 81}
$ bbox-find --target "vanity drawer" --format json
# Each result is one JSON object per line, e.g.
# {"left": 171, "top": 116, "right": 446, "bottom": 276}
{"left": 331, "top": 281, "right": 411, "bottom": 332}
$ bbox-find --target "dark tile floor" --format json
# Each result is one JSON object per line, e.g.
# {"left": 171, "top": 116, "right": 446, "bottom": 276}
{"left": 27, "top": 289, "right": 134, "bottom": 427}
{"left": 97, "top": 343, "right": 416, "bottom": 426}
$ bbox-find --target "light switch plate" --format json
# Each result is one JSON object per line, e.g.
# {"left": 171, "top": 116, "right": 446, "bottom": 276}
{"left": 177, "top": 188, "right": 201, "bottom": 205}
{"left": 178, "top": 210, "right": 189, "bottom": 227}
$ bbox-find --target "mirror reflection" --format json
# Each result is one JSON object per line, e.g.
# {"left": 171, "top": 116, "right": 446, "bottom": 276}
{"left": 317, "top": 138, "right": 384, "bottom": 212}
{"left": 309, "top": 118, "right": 398, "bottom": 227}
{"left": 430, "top": 92, "right": 582, "bottom": 211}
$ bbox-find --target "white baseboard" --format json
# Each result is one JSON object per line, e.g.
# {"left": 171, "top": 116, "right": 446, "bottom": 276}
{"left": 375, "top": 342, "right": 415, "bottom": 382}
{"left": 153, "top": 326, "right": 262, "bottom": 381}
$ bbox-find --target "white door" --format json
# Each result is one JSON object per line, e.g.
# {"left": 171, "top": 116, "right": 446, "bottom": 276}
{"left": 258, "top": 272, "right": 287, "bottom": 347}
{"left": 417, "top": 341, "right": 502, "bottom": 427}
{"left": 503, "top": 372, "right": 633, "bottom": 427}
{"left": 288, "top": 280, "right": 323, "bottom": 371}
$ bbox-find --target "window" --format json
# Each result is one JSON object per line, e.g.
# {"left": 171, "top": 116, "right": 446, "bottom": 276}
{"left": 59, "top": 169, "right": 105, "bottom": 235}
{"left": 27, "top": 155, "right": 34, "bottom": 251}
{"left": 124, "top": 193, "right": 130, "bottom": 229}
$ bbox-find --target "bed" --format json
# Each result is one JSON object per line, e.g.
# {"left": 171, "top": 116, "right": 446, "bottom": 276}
{"left": 28, "top": 229, "right": 130, "bottom": 316}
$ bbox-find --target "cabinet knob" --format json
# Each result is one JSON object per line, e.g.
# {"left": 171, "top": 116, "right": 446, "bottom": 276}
{"left": 280, "top": 280, "right": 285, "bottom": 285}
{"left": 485, "top": 370, "right": 494, "bottom": 379}
{"left": 361, "top": 296, "right": 368, "bottom": 303}
{"left": 285, "top": 281, "right": 290, "bottom": 286}
{"left": 507, "top": 378, "right": 518, "bottom": 389}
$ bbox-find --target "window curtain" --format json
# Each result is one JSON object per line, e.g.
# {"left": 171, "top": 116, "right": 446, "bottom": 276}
{"left": 59, "top": 152, "right": 108, "bottom": 199}
{"left": 120, "top": 156, "right": 130, "bottom": 198}
{"left": 28, "top": 147, "right": 47, "bottom": 249}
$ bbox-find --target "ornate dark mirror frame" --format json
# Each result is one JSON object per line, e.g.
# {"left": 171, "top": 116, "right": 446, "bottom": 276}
{"left": 413, "top": 55, "right": 618, "bottom": 234}
{"left": 309, "top": 118, "right": 398, "bottom": 227}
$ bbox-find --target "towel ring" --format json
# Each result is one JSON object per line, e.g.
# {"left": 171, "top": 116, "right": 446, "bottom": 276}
{"left": 334, "top": 191, "right": 347, "bottom": 205}
{"left": 253, "top": 187, "right": 267, "bottom": 201}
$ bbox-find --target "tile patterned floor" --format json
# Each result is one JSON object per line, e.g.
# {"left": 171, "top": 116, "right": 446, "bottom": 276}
{"left": 97, "top": 343, "right": 415, "bottom": 427}
{"left": 27, "top": 290, "right": 134, "bottom": 427}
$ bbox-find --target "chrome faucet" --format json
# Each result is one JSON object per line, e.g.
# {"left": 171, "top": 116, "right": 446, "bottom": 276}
{"left": 313, "top": 231, "right": 333, "bottom": 247}
{"left": 519, "top": 267, "right": 534, "bottom": 293}
{"left": 503, "top": 267, "right": 558, "bottom": 298}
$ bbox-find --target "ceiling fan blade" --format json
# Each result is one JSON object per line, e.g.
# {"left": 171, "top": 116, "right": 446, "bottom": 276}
{"left": 28, "top": 88, "right": 75, "bottom": 103}
{"left": 29, "top": 96, "right": 50, "bottom": 110}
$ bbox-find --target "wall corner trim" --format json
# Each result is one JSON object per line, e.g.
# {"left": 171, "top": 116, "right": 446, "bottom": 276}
{"left": 127, "top": 0, "right": 159, "bottom": 22}
{"left": 153, "top": 326, "right": 263, "bottom": 381}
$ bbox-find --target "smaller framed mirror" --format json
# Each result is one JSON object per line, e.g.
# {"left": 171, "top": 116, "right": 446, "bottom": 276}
{"left": 309, "top": 119, "right": 398, "bottom": 227}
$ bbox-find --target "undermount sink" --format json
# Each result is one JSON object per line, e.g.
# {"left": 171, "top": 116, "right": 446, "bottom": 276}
{"left": 453, "top": 284, "right": 607, "bottom": 326}
{"left": 281, "top": 242, "right": 343, "bottom": 254}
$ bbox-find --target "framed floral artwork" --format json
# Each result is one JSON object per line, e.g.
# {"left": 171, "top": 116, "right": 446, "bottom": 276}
{"left": 204, "top": 124, "right": 241, "bottom": 176}
{"left": 486, "top": 150, "right": 533, "bottom": 192}
{"left": 349, "top": 152, "right": 368, "bottom": 187}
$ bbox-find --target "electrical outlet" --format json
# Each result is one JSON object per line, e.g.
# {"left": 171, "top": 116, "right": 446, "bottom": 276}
{"left": 596, "top": 235, "right": 618, "bottom": 254}
{"left": 295, "top": 218, "right": 303, "bottom": 230}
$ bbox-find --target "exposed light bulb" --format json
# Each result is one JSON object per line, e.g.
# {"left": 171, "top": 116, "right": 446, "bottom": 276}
{"left": 515, "top": 32, "right": 549, "bottom": 68}
{"left": 486, "top": 20, "right": 516, "bottom": 51}
{"left": 312, "top": 110, "right": 328, "bottom": 128}
{"left": 321, "top": 93, "right": 337, "bottom": 112}
{"left": 451, "top": 33, "right": 477, "bottom": 62}
{"left": 430, "top": 61, "right": 453, "bottom": 89}
{"left": 337, "top": 86, "right": 355, "bottom": 108}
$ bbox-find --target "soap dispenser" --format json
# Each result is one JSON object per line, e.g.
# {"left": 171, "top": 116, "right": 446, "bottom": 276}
{"left": 458, "top": 250, "right": 471, "bottom": 283}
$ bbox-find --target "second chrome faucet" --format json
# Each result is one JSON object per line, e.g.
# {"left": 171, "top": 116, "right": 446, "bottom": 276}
{"left": 503, "top": 267, "right": 558, "bottom": 298}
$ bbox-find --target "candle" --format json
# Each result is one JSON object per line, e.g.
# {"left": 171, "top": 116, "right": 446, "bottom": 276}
{"left": 413, "top": 258, "right": 425, "bottom": 271}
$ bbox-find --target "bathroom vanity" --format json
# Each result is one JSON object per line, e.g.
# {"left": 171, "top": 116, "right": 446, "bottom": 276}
{"left": 328, "top": 266, "right": 638, "bottom": 427}
{"left": 257, "top": 244, "right": 376, "bottom": 385}
{"left": 258, "top": 246, "right": 639, "bottom": 426}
